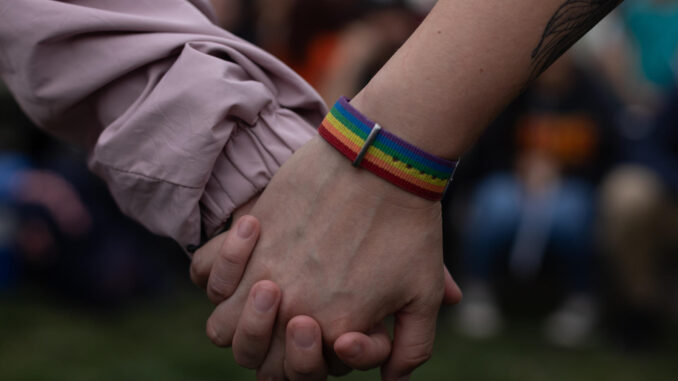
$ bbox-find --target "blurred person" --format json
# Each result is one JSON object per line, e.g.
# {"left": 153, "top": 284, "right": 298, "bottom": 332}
{"left": 622, "top": 0, "right": 678, "bottom": 91}
{"left": 456, "top": 54, "right": 621, "bottom": 347}
{"left": 1, "top": 85, "right": 180, "bottom": 305}
{"left": 11, "top": 157, "right": 181, "bottom": 306}
{"left": 599, "top": 82, "right": 678, "bottom": 349}
{"left": 209, "top": 0, "right": 246, "bottom": 33}
{"left": 577, "top": 0, "right": 678, "bottom": 108}
{"left": 0, "top": 0, "right": 624, "bottom": 379}
{"left": 1, "top": 86, "right": 47, "bottom": 291}
{"left": 209, "top": 0, "right": 300, "bottom": 58}
{"left": 570, "top": 3, "right": 678, "bottom": 348}
{"left": 208, "top": 0, "right": 262, "bottom": 43}
{"left": 287, "top": 0, "right": 420, "bottom": 104}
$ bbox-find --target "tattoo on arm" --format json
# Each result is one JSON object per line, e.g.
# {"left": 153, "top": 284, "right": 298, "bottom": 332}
{"left": 528, "top": 0, "right": 622, "bottom": 84}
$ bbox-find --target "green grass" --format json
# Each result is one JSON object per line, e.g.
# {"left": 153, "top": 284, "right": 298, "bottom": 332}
{"left": 0, "top": 287, "right": 676, "bottom": 381}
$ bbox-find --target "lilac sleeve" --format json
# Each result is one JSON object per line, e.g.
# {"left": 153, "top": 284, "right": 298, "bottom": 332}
{"left": 0, "top": 0, "right": 328, "bottom": 250}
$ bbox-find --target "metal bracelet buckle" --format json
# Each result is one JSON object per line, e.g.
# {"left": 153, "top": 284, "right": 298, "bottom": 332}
{"left": 352, "top": 123, "right": 382, "bottom": 167}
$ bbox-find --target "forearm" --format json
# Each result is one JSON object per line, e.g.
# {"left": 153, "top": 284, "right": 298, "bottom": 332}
{"left": 352, "top": 0, "right": 622, "bottom": 159}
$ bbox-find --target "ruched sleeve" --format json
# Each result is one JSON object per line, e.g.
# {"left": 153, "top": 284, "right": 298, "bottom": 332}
{"left": 0, "top": 0, "right": 327, "bottom": 250}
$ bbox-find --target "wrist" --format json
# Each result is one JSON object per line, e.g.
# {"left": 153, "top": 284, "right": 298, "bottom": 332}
{"left": 304, "top": 135, "right": 440, "bottom": 209}
{"left": 317, "top": 97, "right": 457, "bottom": 201}
{"left": 350, "top": 79, "right": 466, "bottom": 160}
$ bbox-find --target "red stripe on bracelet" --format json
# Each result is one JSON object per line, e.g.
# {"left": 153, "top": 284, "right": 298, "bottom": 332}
{"left": 319, "top": 121, "right": 447, "bottom": 200}
{"left": 318, "top": 98, "right": 457, "bottom": 201}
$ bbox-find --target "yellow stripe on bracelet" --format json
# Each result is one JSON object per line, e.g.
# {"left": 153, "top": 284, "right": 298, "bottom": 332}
{"left": 321, "top": 119, "right": 448, "bottom": 192}
{"left": 318, "top": 97, "right": 458, "bottom": 201}
{"left": 323, "top": 115, "right": 447, "bottom": 187}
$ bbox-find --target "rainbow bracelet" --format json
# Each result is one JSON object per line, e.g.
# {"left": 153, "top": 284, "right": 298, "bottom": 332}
{"left": 318, "top": 97, "right": 458, "bottom": 201}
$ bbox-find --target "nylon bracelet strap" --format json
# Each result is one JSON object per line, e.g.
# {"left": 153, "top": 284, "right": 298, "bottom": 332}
{"left": 318, "top": 97, "right": 458, "bottom": 201}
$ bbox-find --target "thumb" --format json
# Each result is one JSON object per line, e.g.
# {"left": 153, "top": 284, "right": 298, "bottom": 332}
{"left": 381, "top": 304, "right": 438, "bottom": 381}
{"left": 443, "top": 265, "right": 463, "bottom": 305}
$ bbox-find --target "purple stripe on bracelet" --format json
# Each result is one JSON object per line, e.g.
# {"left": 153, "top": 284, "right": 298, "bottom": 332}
{"left": 338, "top": 97, "right": 456, "bottom": 167}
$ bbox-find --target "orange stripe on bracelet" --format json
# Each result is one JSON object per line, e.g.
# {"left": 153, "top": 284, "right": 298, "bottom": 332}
{"left": 320, "top": 119, "right": 446, "bottom": 193}
{"left": 318, "top": 97, "right": 458, "bottom": 200}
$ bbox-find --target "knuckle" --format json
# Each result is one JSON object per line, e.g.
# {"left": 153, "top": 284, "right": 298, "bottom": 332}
{"left": 289, "top": 354, "right": 331, "bottom": 379}
{"left": 400, "top": 344, "right": 433, "bottom": 370}
{"left": 233, "top": 350, "right": 260, "bottom": 369}
{"left": 239, "top": 324, "right": 269, "bottom": 344}
{"left": 431, "top": 286, "right": 446, "bottom": 305}
{"left": 189, "top": 263, "right": 204, "bottom": 287}
{"left": 207, "top": 273, "right": 239, "bottom": 303}
{"left": 290, "top": 363, "right": 318, "bottom": 377}
{"left": 206, "top": 318, "right": 231, "bottom": 347}
{"left": 419, "top": 282, "right": 445, "bottom": 307}
{"left": 323, "top": 316, "right": 353, "bottom": 343}
{"left": 207, "top": 279, "right": 229, "bottom": 302}
{"left": 221, "top": 246, "right": 248, "bottom": 268}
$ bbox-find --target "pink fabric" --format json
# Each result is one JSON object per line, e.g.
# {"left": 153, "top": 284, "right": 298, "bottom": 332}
{"left": 0, "top": 0, "right": 328, "bottom": 249}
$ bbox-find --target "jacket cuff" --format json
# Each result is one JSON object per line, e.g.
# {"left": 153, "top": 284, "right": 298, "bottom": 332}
{"left": 200, "top": 105, "right": 319, "bottom": 238}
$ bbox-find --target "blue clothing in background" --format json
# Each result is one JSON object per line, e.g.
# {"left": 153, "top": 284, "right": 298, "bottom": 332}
{"left": 464, "top": 175, "right": 594, "bottom": 292}
{"left": 0, "top": 154, "right": 30, "bottom": 289}
{"left": 0, "top": 154, "right": 29, "bottom": 200}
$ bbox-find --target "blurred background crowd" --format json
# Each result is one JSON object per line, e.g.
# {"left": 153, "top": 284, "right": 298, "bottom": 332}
{"left": 1, "top": 0, "right": 677, "bottom": 379}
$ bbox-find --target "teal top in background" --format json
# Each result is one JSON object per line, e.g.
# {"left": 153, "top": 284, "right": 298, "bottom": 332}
{"left": 623, "top": 0, "right": 678, "bottom": 88}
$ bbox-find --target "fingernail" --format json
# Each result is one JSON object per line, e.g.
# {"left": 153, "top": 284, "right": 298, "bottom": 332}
{"left": 253, "top": 287, "right": 276, "bottom": 313}
{"left": 292, "top": 325, "right": 316, "bottom": 349}
{"left": 345, "top": 341, "right": 362, "bottom": 358}
{"left": 237, "top": 217, "right": 255, "bottom": 239}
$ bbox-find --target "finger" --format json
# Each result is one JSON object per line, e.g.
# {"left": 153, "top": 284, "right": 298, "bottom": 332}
{"left": 205, "top": 285, "right": 250, "bottom": 348}
{"left": 334, "top": 323, "right": 391, "bottom": 371}
{"left": 232, "top": 281, "right": 281, "bottom": 369}
{"left": 443, "top": 265, "right": 463, "bottom": 305}
{"left": 283, "top": 316, "right": 328, "bottom": 381}
{"left": 190, "top": 194, "right": 259, "bottom": 287}
{"left": 256, "top": 326, "right": 287, "bottom": 381}
{"left": 381, "top": 305, "right": 438, "bottom": 381}
{"left": 189, "top": 232, "right": 225, "bottom": 289}
{"left": 190, "top": 215, "right": 260, "bottom": 291}
{"left": 206, "top": 215, "right": 260, "bottom": 304}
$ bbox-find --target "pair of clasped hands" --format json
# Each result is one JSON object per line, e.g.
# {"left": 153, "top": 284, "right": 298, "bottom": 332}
{"left": 190, "top": 135, "right": 463, "bottom": 381}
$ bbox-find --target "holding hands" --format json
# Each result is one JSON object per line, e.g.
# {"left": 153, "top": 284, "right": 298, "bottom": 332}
{"left": 188, "top": 0, "right": 618, "bottom": 376}
{"left": 191, "top": 136, "right": 462, "bottom": 380}
{"left": 0, "top": 0, "right": 620, "bottom": 380}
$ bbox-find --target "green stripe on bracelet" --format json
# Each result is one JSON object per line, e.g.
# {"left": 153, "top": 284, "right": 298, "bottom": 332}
{"left": 318, "top": 97, "right": 458, "bottom": 200}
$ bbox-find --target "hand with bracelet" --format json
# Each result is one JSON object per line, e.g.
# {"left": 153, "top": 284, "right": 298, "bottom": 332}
{"left": 198, "top": 0, "right": 621, "bottom": 379}
{"left": 203, "top": 135, "right": 458, "bottom": 380}
{"left": 192, "top": 98, "right": 463, "bottom": 380}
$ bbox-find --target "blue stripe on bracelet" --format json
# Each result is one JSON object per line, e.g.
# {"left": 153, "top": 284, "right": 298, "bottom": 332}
{"left": 333, "top": 98, "right": 453, "bottom": 175}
